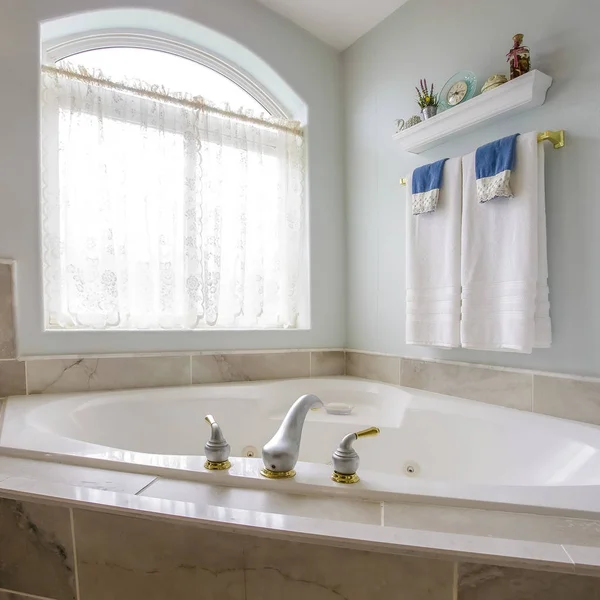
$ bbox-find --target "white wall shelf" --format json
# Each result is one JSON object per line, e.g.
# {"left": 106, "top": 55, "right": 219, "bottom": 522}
{"left": 392, "top": 70, "right": 553, "bottom": 154}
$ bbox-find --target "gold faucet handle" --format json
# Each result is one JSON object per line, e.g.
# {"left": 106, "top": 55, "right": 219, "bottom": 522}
{"left": 355, "top": 426, "right": 380, "bottom": 439}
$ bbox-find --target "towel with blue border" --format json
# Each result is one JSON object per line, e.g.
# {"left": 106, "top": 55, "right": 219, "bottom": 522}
{"left": 411, "top": 158, "right": 448, "bottom": 215}
{"left": 475, "top": 133, "right": 519, "bottom": 203}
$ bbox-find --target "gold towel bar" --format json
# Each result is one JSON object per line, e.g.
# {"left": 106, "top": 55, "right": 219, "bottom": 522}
{"left": 399, "top": 129, "right": 565, "bottom": 186}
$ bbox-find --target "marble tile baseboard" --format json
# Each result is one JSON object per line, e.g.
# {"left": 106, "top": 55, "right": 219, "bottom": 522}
{"left": 533, "top": 375, "right": 600, "bottom": 427}
{"left": 3, "top": 348, "right": 600, "bottom": 430}
{"left": 346, "top": 352, "right": 600, "bottom": 428}
{"left": 191, "top": 351, "right": 311, "bottom": 384}
{"left": 346, "top": 351, "right": 399, "bottom": 384}
{"left": 400, "top": 358, "right": 533, "bottom": 411}
{"left": 0, "top": 350, "right": 344, "bottom": 397}
{"left": 26, "top": 356, "right": 192, "bottom": 394}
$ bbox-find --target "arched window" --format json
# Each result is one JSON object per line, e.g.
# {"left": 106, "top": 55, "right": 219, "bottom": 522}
{"left": 41, "top": 39, "right": 307, "bottom": 331}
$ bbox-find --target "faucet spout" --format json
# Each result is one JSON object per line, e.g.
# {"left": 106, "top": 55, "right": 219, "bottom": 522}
{"left": 261, "top": 394, "right": 323, "bottom": 478}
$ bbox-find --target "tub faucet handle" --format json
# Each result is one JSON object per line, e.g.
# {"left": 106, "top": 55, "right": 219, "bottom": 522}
{"left": 204, "top": 414, "right": 231, "bottom": 470}
{"left": 331, "top": 426, "right": 380, "bottom": 484}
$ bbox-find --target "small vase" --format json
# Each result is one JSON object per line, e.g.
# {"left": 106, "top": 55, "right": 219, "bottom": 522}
{"left": 421, "top": 106, "right": 438, "bottom": 120}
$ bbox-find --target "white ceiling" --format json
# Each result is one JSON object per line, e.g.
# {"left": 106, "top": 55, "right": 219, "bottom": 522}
{"left": 255, "top": 0, "right": 411, "bottom": 50}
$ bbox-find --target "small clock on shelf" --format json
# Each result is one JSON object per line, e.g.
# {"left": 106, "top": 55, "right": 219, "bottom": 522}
{"left": 438, "top": 71, "right": 477, "bottom": 112}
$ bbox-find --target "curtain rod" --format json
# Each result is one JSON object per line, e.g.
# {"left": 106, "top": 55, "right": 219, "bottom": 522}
{"left": 399, "top": 130, "right": 565, "bottom": 186}
{"left": 41, "top": 64, "right": 304, "bottom": 137}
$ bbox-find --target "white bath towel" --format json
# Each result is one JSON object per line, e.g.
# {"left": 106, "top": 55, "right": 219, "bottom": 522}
{"left": 460, "top": 131, "right": 551, "bottom": 352}
{"left": 406, "top": 157, "right": 462, "bottom": 347}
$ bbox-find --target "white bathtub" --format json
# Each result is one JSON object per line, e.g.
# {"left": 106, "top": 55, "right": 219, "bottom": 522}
{"left": 2, "top": 377, "right": 600, "bottom": 516}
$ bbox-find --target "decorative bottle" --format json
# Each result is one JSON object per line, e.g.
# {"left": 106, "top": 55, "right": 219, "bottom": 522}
{"left": 506, "top": 34, "right": 531, "bottom": 80}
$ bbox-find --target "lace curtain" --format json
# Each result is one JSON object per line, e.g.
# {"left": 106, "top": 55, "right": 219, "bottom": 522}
{"left": 40, "top": 65, "right": 306, "bottom": 330}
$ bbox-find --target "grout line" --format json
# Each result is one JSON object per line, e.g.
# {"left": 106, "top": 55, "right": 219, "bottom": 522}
{"left": 69, "top": 508, "right": 82, "bottom": 600}
{"left": 452, "top": 561, "right": 459, "bottom": 600}
{"left": 135, "top": 476, "right": 160, "bottom": 496}
{"left": 242, "top": 544, "right": 248, "bottom": 600}
{"left": 24, "top": 361, "right": 29, "bottom": 395}
{"left": 380, "top": 501, "right": 385, "bottom": 527}
{"left": 560, "top": 544, "right": 577, "bottom": 569}
{"left": 0, "top": 398, "right": 6, "bottom": 433}
{"left": 0, "top": 588, "right": 59, "bottom": 600}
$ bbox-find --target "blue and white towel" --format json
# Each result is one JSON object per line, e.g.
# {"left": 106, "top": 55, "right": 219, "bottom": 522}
{"left": 475, "top": 134, "right": 519, "bottom": 203}
{"left": 411, "top": 158, "right": 448, "bottom": 215}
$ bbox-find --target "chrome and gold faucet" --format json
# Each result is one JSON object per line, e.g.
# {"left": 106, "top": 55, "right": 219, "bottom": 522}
{"left": 331, "top": 426, "right": 380, "bottom": 484}
{"left": 261, "top": 394, "right": 323, "bottom": 479}
{"left": 204, "top": 414, "right": 231, "bottom": 470}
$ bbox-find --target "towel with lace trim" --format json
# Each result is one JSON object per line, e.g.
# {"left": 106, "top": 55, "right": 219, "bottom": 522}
{"left": 475, "top": 133, "right": 519, "bottom": 203}
{"left": 411, "top": 158, "right": 448, "bottom": 215}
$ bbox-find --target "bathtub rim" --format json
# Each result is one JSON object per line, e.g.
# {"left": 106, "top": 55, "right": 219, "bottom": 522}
{"left": 3, "top": 376, "right": 600, "bottom": 519}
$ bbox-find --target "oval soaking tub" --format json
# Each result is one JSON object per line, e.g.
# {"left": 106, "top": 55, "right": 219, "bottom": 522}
{"left": 2, "top": 377, "right": 600, "bottom": 515}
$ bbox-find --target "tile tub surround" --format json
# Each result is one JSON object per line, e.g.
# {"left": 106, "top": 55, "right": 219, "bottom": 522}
{"left": 0, "top": 350, "right": 343, "bottom": 396}
{"left": 0, "top": 361, "right": 26, "bottom": 397}
{"left": 3, "top": 483, "right": 600, "bottom": 600}
{"left": 0, "top": 498, "right": 75, "bottom": 600}
{"left": 533, "top": 375, "right": 600, "bottom": 426}
{"left": 0, "top": 263, "right": 16, "bottom": 359}
{"left": 26, "top": 356, "right": 192, "bottom": 394}
{"left": 346, "top": 351, "right": 600, "bottom": 427}
{"left": 458, "top": 563, "right": 600, "bottom": 599}
{"left": 400, "top": 358, "right": 533, "bottom": 411}
{"left": 346, "top": 351, "right": 399, "bottom": 384}
{"left": 191, "top": 351, "right": 312, "bottom": 384}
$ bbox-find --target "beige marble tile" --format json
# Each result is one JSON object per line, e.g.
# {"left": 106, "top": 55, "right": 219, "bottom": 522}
{"left": 140, "top": 478, "right": 381, "bottom": 525}
{"left": 74, "top": 508, "right": 246, "bottom": 600}
{"left": 310, "top": 351, "right": 345, "bottom": 376}
{"left": 384, "top": 502, "right": 600, "bottom": 547}
{"left": 0, "top": 361, "right": 26, "bottom": 397}
{"left": 533, "top": 375, "right": 600, "bottom": 426}
{"left": 400, "top": 359, "right": 533, "bottom": 410}
{"left": 192, "top": 352, "right": 310, "bottom": 384}
{"left": 0, "top": 264, "right": 15, "bottom": 359}
{"left": 346, "top": 352, "right": 399, "bottom": 384}
{"left": 458, "top": 562, "right": 600, "bottom": 599}
{"left": 0, "top": 498, "right": 75, "bottom": 600}
{"left": 244, "top": 536, "right": 455, "bottom": 600}
{"left": 0, "top": 457, "right": 155, "bottom": 494}
{"left": 27, "top": 356, "right": 190, "bottom": 394}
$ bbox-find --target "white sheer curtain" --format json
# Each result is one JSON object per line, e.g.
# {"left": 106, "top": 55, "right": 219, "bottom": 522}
{"left": 40, "top": 65, "right": 306, "bottom": 330}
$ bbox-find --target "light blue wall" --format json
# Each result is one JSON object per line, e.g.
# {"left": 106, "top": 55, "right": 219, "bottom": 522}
{"left": 343, "top": 0, "right": 600, "bottom": 376}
